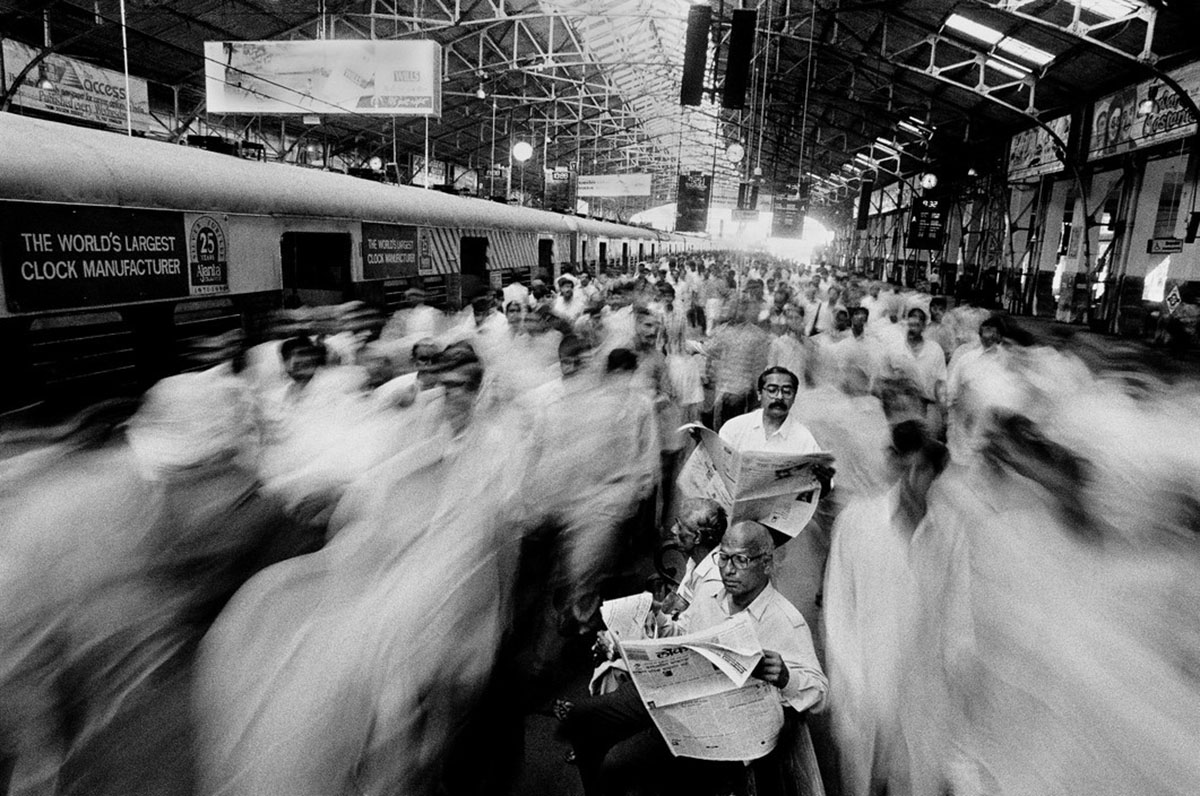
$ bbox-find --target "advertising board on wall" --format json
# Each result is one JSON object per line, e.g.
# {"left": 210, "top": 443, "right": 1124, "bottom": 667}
{"left": 1, "top": 39, "right": 154, "bottom": 132}
{"left": 1089, "top": 61, "right": 1200, "bottom": 160}
{"left": 577, "top": 173, "right": 653, "bottom": 197}
{"left": 205, "top": 40, "right": 442, "bottom": 116}
{"left": 1008, "top": 116, "right": 1071, "bottom": 181}
{"left": 543, "top": 168, "right": 574, "bottom": 212}
{"left": 0, "top": 202, "right": 193, "bottom": 313}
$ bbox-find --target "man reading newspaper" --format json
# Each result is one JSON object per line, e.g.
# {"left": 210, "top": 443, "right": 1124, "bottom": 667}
{"left": 560, "top": 521, "right": 828, "bottom": 796}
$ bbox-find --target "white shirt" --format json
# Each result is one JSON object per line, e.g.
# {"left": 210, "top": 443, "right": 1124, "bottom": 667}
{"left": 719, "top": 409, "right": 822, "bottom": 454}
{"left": 677, "top": 582, "right": 828, "bottom": 713}
{"left": 832, "top": 332, "right": 883, "bottom": 387}
{"left": 884, "top": 337, "right": 947, "bottom": 402}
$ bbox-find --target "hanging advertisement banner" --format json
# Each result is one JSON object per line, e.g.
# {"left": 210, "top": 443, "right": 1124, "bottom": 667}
{"left": 1008, "top": 115, "right": 1071, "bottom": 181}
{"left": 543, "top": 168, "right": 574, "bottom": 212}
{"left": 452, "top": 165, "right": 478, "bottom": 194}
{"left": 204, "top": 40, "right": 442, "bottom": 116}
{"left": 675, "top": 174, "right": 712, "bottom": 233}
{"left": 411, "top": 156, "right": 447, "bottom": 186}
{"left": 1088, "top": 61, "right": 1200, "bottom": 160}
{"left": 1, "top": 201, "right": 189, "bottom": 313}
{"left": 577, "top": 173, "right": 653, "bottom": 197}
{"left": 1, "top": 39, "right": 154, "bottom": 132}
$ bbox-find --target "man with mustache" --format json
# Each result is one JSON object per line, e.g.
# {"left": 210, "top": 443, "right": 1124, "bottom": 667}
{"left": 717, "top": 366, "right": 822, "bottom": 455}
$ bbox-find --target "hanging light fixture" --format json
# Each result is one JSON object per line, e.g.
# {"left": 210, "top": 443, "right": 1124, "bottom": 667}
{"left": 476, "top": 84, "right": 487, "bottom": 100}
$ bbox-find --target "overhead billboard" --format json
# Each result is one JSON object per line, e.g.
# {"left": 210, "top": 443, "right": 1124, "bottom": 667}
{"left": 1, "top": 39, "right": 154, "bottom": 132}
{"left": 411, "top": 156, "right": 447, "bottom": 186}
{"left": 577, "top": 173, "right": 653, "bottom": 197}
{"left": 1089, "top": 61, "right": 1200, "bottom": 160}
{"left": 204, "top": 40, "right": 442, "bottom": 116}
{"left": 1008, "top": 115, "right": 1071, "bottom": 181}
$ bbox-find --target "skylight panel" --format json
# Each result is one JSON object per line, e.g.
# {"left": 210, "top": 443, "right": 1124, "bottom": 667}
{"left": 946, "top": 13, "right": 1003, "bottom": 45}
{"left": 997, "top": 37, "right": 1055, "bottom": 67}
{"left": 1075, "top": 0, "right": 1142, "bottom": 19}
{"left": 986, "top": 55, "right": 1031, "bottom": 79}
{"left": 946, "top": 13, "right": 1056, "bottom": 68}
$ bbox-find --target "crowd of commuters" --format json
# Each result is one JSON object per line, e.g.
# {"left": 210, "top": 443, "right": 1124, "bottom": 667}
{"left": 1, "top": 251, "right": 1198, "bottom": 796}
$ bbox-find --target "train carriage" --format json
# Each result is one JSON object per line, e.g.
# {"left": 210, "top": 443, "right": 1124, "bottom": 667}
{"left": 0, "top": 114, "right": 668, "bottom": 413}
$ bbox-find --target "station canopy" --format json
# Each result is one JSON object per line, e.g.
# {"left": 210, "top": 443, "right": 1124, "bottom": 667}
{"left": 2, "top": 0, "right": 1199, "bottom": 217}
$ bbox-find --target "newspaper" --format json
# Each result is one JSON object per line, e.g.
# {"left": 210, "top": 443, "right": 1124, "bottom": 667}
{"left": 618, "top": 613, "right": 784, "bottom": 761}
{"left": 600, "top": 591, "right": 654, "bottom": 642}
{"left": 676, "top": 423, "right": 834, "bottom": 538}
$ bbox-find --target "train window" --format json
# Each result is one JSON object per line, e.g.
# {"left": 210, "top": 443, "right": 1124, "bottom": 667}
{"left": 281, "top": 232, "right": 352, "bottom": 299}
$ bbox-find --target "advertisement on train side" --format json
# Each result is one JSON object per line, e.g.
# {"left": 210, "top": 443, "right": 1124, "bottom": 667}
{"left": 361, "top": 223, "right": 422, "bottom": 280}
{"left": 1, "top": 39, "right": 154, "bottom": 132}
{"left": 1089, "top": 61, "right": 1200, "bottom": 160}
{"left": 204, "top": 40, "right": 442, "bottom": 116}
{"left": 0, "top": 202, "right": 190, "bottom": 313}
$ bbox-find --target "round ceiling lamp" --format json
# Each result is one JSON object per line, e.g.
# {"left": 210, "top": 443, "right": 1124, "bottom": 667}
{"left": 512, "top": 141, "right": 534, "bottom": 162}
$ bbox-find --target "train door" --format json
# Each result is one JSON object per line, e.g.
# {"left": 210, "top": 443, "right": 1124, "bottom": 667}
{"left": 638, "top": 243, "right": 645, "bottom": 261}
{"left": 538, "top": 239, "right": 554, "bottom": 281}
{"left": 622, "top": 241, "right": 629, "bottom": 266}
{"left": 281, "top": 231, "right": 352, "bottom": 305}
{"left": 460, "top": 235, "right": 489, "bottom": 300}
{"left": 598, "top": 241, "right": 608, "bottom": 270}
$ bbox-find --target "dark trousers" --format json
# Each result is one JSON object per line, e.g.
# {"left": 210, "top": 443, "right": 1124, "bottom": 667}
{"left": 562, "top": 682, "right": 743, "bottom": 796}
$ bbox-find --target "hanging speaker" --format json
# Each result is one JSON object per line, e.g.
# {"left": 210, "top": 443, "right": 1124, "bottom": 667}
{"left": 721, "top": 9, "right": 757, "bottom": 110}
{"left": 680, "top": 5, "right": 711, "bottom": 107}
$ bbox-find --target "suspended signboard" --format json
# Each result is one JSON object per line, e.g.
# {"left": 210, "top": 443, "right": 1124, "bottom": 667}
{"left": 204, "top": 40, "right": 442, "bottom": 116}
{"left": 1008, "top": 116, "right": 1071, "bottom": 181}
{"left": 453, "top": 165, "right": 478, "bottom": 193}
{"left": 577, "top": 173, "right": 653, "bottom": 197}
{"left": 543, "top": 168, "right": 574, "bottom": 212}
{"left": 1, "top": 39, "right": 154, "bottom": 132}
{"left": 771, "top": 195, "right": 806, "bottom": 238}
{"left": 1088, "top": 61, "right": 1200, "bottom": 160}
{"left": 675, "top": 174, "right": 712, "bottom": 233}
{"left": 906, "top": 197, "right": 950, "bottom": 251}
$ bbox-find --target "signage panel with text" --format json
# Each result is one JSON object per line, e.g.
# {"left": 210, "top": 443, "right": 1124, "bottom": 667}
{"left": 361, "top": 223, "right": 421, "bottom": 280}
{"left": 577, "top": 173, "right": 653, "bottom": 197}
{"left": 906, "top": 197, "right": 950, "bottom": 251}
{"left": 675, "top": 174, "right": 712, "bottom": 233}
{"left": 205, "top": 40, "right": 442, "bottom": 116}
{"left": 1, "top": 202, "right": 189, "bottom": 313}
{"left": 2, "top": 39, "right": 154, "bottom": 132}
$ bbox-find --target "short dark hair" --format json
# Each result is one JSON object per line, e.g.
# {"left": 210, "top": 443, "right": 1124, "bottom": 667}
{"left": 850, "top": 306, "right": 869, "bottom": 319}
{"left": 907, "top": 307, "right": 928, "bottom": 323}
{"left": 606, "top": 348, "right": 639, "bottom": 373}
{"left": 559, "top": 334, "right": 590, "bottom": 361}
{"left": 280, "top": 336, "right": 324, "bottom": 364}
{"left": 929, "top": 296, "right": 947, "bottom": 311}
{"left": 757, "top": 366, "right": 799, "bottom": 392}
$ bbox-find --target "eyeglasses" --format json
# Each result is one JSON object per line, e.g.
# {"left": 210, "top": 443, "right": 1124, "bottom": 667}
{"left": 713, "top": 550, "right": 769, "bottom": 570}
{"left": 760, "top": 384, "right": 796, "bottom": 397}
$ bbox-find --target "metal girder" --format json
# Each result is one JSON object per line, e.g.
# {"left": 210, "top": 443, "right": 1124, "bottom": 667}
{"left": 975, "top": 0, "right": 1200, "bottom": 123}
{"left": 982, "top": 0, "right": 1158, "bottom": 63}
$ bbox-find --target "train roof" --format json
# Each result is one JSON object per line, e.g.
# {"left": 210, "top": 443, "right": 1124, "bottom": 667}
{"left": 0, "top": 113, "right": 662, "bottom": 241}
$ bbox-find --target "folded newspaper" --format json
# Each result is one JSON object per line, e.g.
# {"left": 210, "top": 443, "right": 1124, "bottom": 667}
{"left": 676, "top": 423, "right": 834, "bottom": 538}
{"left": 615, "top": 610, "right": 785, "bottom": 761}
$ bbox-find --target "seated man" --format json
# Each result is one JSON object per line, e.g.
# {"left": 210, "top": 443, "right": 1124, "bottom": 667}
{"left": 561, "top": 520, "right": 828, "bottom": 796}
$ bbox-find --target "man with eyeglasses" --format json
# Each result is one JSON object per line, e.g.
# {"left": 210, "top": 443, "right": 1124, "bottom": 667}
{"left": 560, "top": 520, "right": 827, "bottom": 796}
{"left": 717, "top": 366, "right": 822, "bottom": 455}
